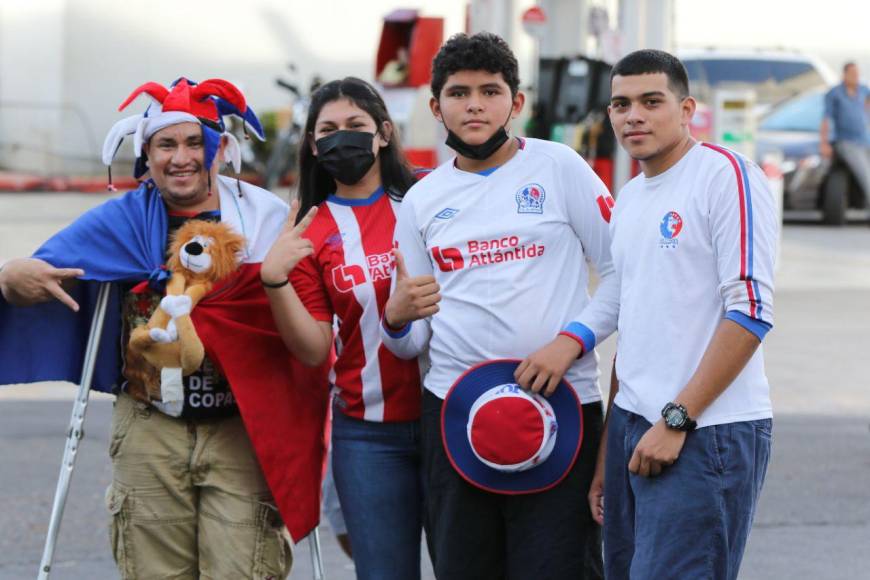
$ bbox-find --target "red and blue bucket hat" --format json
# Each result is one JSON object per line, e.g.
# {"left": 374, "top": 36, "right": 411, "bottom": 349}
{"left": 441, "top": 359, "right": 584, "bottom": 495}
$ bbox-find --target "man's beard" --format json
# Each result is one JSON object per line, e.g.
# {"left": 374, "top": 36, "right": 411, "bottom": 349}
{"left": 161, "top": 167, "right": 209, "bottom": 204}
{"left": 164, "top": 184, "right": 208, "bottom": 203}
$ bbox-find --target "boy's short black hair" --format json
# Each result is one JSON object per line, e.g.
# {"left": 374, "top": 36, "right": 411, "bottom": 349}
{"left": 430, "top": 32, "right": 521, "bottom": 98}
{"left": 844, "top": 61, "right": 857, "bottom": 73}
{"left": 610, "top": 49, "right": 690, "bottom": 99}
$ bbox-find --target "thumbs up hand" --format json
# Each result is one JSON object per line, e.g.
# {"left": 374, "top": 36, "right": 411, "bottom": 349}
{"left": 384, "top": 248, "right": 441, "bottom": 329}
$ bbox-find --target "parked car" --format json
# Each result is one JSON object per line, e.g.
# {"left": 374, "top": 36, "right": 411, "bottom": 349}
{"left": 755, "top": 87, "right": 867, "bottom": 225}
{"left": 680, "top": 49, "right": 835, "bottom": 111}
{"left": 679, "top": 49, "right": 835, "bottom": 143}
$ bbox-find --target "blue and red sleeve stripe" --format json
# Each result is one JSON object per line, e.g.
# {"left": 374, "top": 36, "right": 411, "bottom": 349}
{"left": 701, "top": 143, "right": 764, "bottom": 320}
{"left": 559, "top": 321, "right": 596, "bottom": 355}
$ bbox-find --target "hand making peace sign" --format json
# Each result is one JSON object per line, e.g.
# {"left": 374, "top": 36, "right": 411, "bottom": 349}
{"left": 260, "top": 199, "right": 318, "bottom": 286}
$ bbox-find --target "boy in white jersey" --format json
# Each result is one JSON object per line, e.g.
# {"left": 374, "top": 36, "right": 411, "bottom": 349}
{"left": 381, "top": 32, "right": 618, "bottom": 579}
{"left": 588, "top": 50, "right": 777, "bottom": 579}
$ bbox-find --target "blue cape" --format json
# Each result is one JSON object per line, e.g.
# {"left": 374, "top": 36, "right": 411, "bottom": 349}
{"left": 0, "top": 181, "right": 169, "bottom": 392}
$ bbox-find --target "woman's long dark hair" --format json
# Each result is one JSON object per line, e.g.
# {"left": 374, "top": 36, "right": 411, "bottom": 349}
{"left": 296, "top": 77, "right": 417, "bottom": 222}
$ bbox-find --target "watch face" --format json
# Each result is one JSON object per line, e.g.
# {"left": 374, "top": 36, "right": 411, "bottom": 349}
{"left": 665, "top": 407, "right": 684, "bottom": 428}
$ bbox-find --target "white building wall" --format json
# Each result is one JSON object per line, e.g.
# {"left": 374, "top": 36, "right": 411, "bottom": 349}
{"left": 1, "top": 0, "right": 466, "bottom": 175}
{"left": 0, "top": 0, "right": 67, "bottom": 174}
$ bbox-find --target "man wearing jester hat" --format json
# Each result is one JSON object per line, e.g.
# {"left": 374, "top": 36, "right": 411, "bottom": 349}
{"left": 0, "top": 78, "right": 330, "bottom": 578}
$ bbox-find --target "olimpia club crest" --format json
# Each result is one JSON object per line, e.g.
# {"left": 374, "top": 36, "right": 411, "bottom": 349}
{"left": 516, "top": 183, "right": 546, "bottom": 214}
{"left": 659, "top": 211, "right": 683, "bottom": 249}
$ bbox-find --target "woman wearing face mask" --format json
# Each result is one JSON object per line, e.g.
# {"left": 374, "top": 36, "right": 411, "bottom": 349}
{"left": 261, "top": 77, "right": 429, "bottom": 580}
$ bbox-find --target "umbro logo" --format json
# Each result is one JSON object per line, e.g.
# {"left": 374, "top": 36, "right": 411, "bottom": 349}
{"left": 435, "top": 208, "right": 459, "bottom": 220}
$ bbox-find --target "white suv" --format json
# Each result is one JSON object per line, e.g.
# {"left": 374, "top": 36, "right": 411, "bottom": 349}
{"left": 679, "top": 49, "right": 835, "bottom": 112}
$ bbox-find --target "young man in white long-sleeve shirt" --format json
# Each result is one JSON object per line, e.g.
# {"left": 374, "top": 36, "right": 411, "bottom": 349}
{"left": 380, "top": 32, "right": 618, "bottom": 579}
{"left": 588, "top": 49, "right": 777, "bottom": 580}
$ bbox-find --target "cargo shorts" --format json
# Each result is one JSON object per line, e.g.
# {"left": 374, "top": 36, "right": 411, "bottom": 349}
{"left": 105, "top": 393, "right": 292, "bottom": 580}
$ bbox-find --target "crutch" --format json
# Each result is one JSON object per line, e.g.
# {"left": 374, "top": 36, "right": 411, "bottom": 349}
{"left": 38, "top": 282, "right": 112, "bottom": 579}
{"left": 308, "top": 525, "right": 325, "bottom": 580}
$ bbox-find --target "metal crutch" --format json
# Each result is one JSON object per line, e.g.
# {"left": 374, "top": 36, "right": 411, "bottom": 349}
{"left": 308, "top": 525, "right": 325, "bottom": 580}
{"left": 38, "top": 282, "right": 112, "bottom": 579}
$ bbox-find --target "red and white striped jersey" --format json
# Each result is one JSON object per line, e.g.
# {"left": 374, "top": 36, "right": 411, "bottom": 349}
{"left": 291, "top": 187, "right": 421, "bottom": 422}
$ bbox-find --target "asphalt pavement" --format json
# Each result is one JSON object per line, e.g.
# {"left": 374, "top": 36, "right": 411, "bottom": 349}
{"left": 1, "top": 192, "right": 868, "bottom": 579}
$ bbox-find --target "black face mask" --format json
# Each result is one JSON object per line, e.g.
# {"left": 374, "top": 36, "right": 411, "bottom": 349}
{"left": 443, "top": 110, "right": 513, "bottom": 161}
{"left": 315, "top": 130, "right": 377, "bottom": 185}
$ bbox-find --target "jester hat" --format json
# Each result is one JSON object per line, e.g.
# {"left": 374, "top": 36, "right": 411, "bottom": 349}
{"left": 102, "top": 77, "right": 265, "bottom": 181}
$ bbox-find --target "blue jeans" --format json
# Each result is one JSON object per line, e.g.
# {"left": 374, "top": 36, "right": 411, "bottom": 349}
{"left": 331, "top": 408, "right": 423, "bottom": 580}
{"left": 604, "top": 405, "right": 772, "bottom": 580}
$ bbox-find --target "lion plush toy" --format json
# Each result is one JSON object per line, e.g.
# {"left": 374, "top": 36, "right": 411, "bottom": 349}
{"left": 127, "top": 219, "right": 245, "bottom": 416}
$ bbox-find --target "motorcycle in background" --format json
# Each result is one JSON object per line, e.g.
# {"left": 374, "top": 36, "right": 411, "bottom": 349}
{"left": 262, "top": 65, "right": 321, "bottom": 192}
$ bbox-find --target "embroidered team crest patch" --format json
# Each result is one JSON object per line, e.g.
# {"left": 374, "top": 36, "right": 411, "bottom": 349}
{"left": 659, "top": 211, "right": 683, "bottom": 249}
{"left": 516, "top": 184, "right": 546, "bottom": 214}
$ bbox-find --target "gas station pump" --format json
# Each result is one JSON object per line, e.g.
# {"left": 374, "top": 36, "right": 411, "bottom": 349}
{"left": 712, "top": 89, "right": 757, "bottom": 160}
{"left": 505, "top": 0, "right": 660, "bottom": 190}
{"left": 530, "top": 54, "right": 617, "bottom": 189}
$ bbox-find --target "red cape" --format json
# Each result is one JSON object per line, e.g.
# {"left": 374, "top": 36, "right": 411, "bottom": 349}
{"left": 193, "top": 263, "right": 330, "bottom": 543}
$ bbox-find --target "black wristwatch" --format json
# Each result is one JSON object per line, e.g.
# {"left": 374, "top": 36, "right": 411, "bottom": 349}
{"left": 661, "top": 402, "right": 697, "bottom": 432}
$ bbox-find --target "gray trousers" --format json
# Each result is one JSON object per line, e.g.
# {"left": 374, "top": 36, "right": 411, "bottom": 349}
{"left": 834, "top": 141, "right": 870, "bottom": 204}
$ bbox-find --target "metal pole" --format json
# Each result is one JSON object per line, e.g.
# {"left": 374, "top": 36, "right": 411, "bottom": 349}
{"left": 308, "top": 525, "right": 325, "bottom": 580}
{"left": 38, "top": 282, "right": 112, "bottom": 580}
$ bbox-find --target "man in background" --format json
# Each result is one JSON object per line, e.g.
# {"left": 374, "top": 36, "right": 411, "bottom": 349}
{"left": 820, "top": 62, "right": 870, "bottom": 212}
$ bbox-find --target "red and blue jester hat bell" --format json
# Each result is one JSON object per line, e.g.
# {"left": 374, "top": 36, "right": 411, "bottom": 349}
{"left": 101, "top": 77, "right": 265, "bottom": 188}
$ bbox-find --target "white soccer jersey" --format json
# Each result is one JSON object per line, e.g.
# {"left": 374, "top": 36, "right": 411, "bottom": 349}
{"left": 610, "top": 142, "right": 778, "bottom": 428}
{"left": 382, "top": 138, "right": 619, "bottom": 403}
